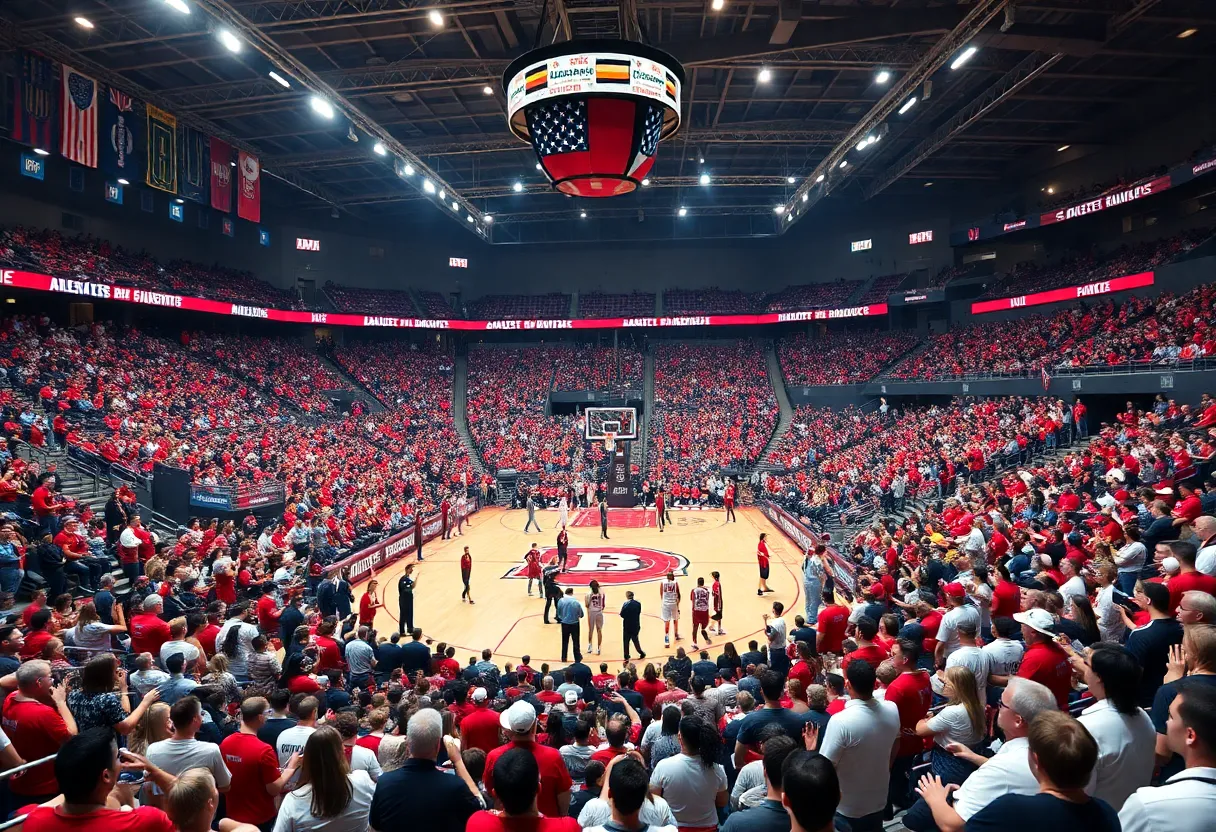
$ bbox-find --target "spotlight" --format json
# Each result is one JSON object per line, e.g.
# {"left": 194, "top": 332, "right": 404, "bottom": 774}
{"left": 699, "top": 173, "right": 711, "bottom": 185}
{"left": 467, "top": 215, "right": 474, "bottom": 222}
{"left": 1057, "top": 145, "right": 1070, "bottom": 152}
{"left": 698, "top": 157, "right": 705, "bottom": 164}
{"left": 117, "top": 178, "right": 130, "bottom": 185}
{"left": 74, "top": 16, "right": 94, "bottom": 29}
{"left": 452, "top": 201, "right": 459, "bottom": 210}
{"left": 439, "top": 188, "right": 446, "bottom": 200}
{"left": 373, "top": 141, "right": 387, "bottom": 156}
{"left": 1178, "top": 28, "right": 1198, "bottom": 38}
{"left": 815, "top": 174, "right": 824, "bottom": 183}
{"left": 678, "top": 207, "right": 688, "bottom": 217}
{"left": 535, "top": 163, "right": 543, "bottom": 171}
{"left": 875, "top": 70, "right": 891, "bottom": 84}
{"left": 786, "top": 212, "right": 793, "bottom": 222}
{"left": 423, "top": 179, "right": 435, "bottom": 193}
{"left": 484, "top": 215, "right": 493, "bottom": 223}
{"left": 758, "top": 68, "right": 771, "bottom": 83}
{"left": 309, "top": 96, "right": 335, "bottom": 119}
{"left": 801, "top": 192, "right": 808, "bottom": 202}
{"left": 482, "top": 86, "right": 493, "bottom": 95}
{"left": 513, "top": 182, "right": 524, "bottom": 192}
{"left": 839, "top": 160, "right": 848, "bottom": 168}
{"left": 580, "top": 211, "right": 587, "bottom": 218}
{"left": 774, "top": 205, "right": 785, "bottom": 215}
{"left": 217, "top": 29, "right": 241, "bottom": 53}
{"left": 1046, "top": 186, "right": 1055, "bottom": 194}
{"left": 898, "top": 97, "right": 917, "bottom": 115}
{"left": 174, "top": 198, "right": 185, "bottom": 204}
{"left": 230, "top": 160, "right": 236, "bottom": 166}
{"left": 429, "top": 9, "right": 443, "bottom": 27}
{"left": 33, "top": 148, "right": 49, "bottom": 156}
{"left": 950, "top": 46, "right": 977, "bottom": 70}
{"left": 404, "top": 163, "right": 415, "bottom": 176}
{"left": 712, "top": 0, "right": 724, "bottom": 9}
{"left": 641, "top": 178, "right": 650, "bottom": 186}
{"left": 857, "top": 138, "right": 870, "bottom": 151}
{"left": 924, "top": 181, "right": 933, "bottom": 187}
{"left": 787, "top": 176, "right": 795, "bottom": 184}
{"left": 268, "top": 71, "right": 291, "bottom": 89}
{"left": 164, "top": 0, "right": 191, "bottom": 13}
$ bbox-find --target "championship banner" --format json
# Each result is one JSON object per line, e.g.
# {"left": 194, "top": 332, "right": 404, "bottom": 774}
{"left": 237, "top": 150, "right": 261, "bottom": 222}
{"left": 12, "top": 52, "right": 56, "bottom": 150}
{"left": 180, "top": 125, "right": 209, "bottom": 204}
{"left": 100, "top": 87, "right": 141, "bottom": 179}
{"left": 971, "top": 270, "right": 1155, "bottom": 314}
{"left": 209, "top": 137, "right": 233, "bottom": 212}
{"left": 59, "top": 65, "right": 99, "bottom": 167}
{"left": 145, "top": 104, "right": 178, "bottom": 193}
{"left": 1039, "top": 175, "right": 1170, "bottom": 226}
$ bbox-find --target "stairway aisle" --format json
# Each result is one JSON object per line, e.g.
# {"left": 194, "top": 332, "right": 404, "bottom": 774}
{"left": 752, "top": 340, "right": 794, "bottom": 473}
{"left": 638, "top": 349, "right": 655, "bottom": 476}
{"left": 453, "top": 354, "right": 488, "bottom": 479}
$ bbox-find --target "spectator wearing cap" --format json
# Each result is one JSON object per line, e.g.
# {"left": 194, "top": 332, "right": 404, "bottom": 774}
{"left": 1119, "top": 678, "right": 1216, "bottom": 832}
{"left": 130, "top": 594, "right": 172, "bottom": 659}
{"left": 935, "top": 582, "right": 980, "bottom": 667}
{"left": 1013, "top": 608, "right": 1074, "bottom": 709}
{"left": 483, "top": 700, "right": 572, "bottom": 817}
{"left": 903, "top": 677, "right": 1057, "bottom": 832}
{"left": 1125, "top": 581, "right": 1184, "bottom": 707}
{"left": 461, "top": 687, "right": 503, "bottom": 754}
{"left": 470, "top": 746, "right": 579, "bottom": 832}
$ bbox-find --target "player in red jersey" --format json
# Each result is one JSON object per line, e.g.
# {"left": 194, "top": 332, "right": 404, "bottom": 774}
{"left": 711, "top": 570, "right": 726, "bottom": 635}
{"left": 654, "top": 487, "right": 666, "bottom": 532}
{"left": 460, "top": 545, "right": 474, "bottom": 604}
{"left": 524, "top": 542, "right": 542, "bottom": 597}
{"left": 724, "top": 479, "right": 736, "bottom": 522}
{"left": 756, "top": 532, "right": 773, "bottom": 595}
{"left": 690, "top": 577, "right": 712, "bottom": 650}
{"left": 659, "top": 570, "right": 681, "bottom": 647}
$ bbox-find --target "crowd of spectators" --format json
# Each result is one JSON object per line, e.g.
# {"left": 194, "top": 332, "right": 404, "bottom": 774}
{"left": 663, "top": 289, "right": 765, "bottom": 316}
{"left": 577, "top": 293, "right": 656, "bottom": 319}
{"left": 468, "top": 294, "right": 572, "bottom": 321}
{"left": 0, "top": 227, "right": 301, "bottom": 309}
{"left": 418, "top": 291, "right": 460, "bottom": 318}
{"left": 648, "top": 342, "right": 777, "bottom": 485}
{"left": 763, "top": 281, "right": 861, "bottom": 312}
{"left": 857, "top": 273, "right": 909, "bottom": 305}
{"left": 322, "top": 282, "right": 420, "bottom": 317}
{"left": 779, "top": 331, "right": 920, "bottom": 386}
{"left": 551, "top": 346, "right": 644, "bottom": 392}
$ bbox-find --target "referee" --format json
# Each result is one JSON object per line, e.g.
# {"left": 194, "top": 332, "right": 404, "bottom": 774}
{"left": 599, "top": 496, "right": 610, "bottom": 539}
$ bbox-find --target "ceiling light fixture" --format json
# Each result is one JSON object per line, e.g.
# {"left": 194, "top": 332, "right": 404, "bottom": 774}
{"left": 787, "top": 176, "right": 795, "bottom": 184}
{"left": 513, "top": 182, "right": 524, "bottom": 192}
{"left": 641, "top": 178, "right": 650, "bottom": 186}
{"left": 758, "top": 68, "right": 772, "bottom": 83}
{"left": 33, "top": 148, "right": 49, "bottom": 156}
{"left": 423, "top": 179, "right": 435, "bottom": 193}
{"left": 712, "top": 0, "right": 724, "bottom": 9}
{"left": 857, "top": 138, "right": 870, "bottom": 151}
{"left": 164, "top": 0, "right": 191, "bottom": 13}
{"left": 1046, "top": 186, "right": 1055, "bottom": 194}
{"left": 535, "top": 162, "right": 543, "bottom": 171}
{"left": 1057, "top": 144, "right": 1070, "bottom": 152}
{"left": 678, "top": 207, "right": 688, "bottom": 217}
{"left": 309, "top": 96, "right": 335, "bottom": 119}
{"left": 875, "top": 70, "right": 891, "bottom": 84}
{"left": 373, "top": 141, "right": 387, "bottom": 156}
{"left": 898, "top": 97, "right": 917, "bottom": 115}
{"left": 815, "top": 173, "right": 824, "bottom": 182}
{"left": 452, "top": 201, "right": 459, "bottom": 210}
{"left": 580, "top": 211, "right": 587, "bottom": 218}
{"left": 774, "top": 205, "right": 785, "bottom": 214}
{"left": 467, "top": 215, "right": 474, "bottom": 222}
{"left": 217, "top": 29, "right": 241, "bottom": 52}
{"left": 786, "top": 212, "right": 793, "bottom": 221}
{"left": 439, "top": 188, "right": 446, "bottom": 200}
{"left": 175, "top": 198, "right": 185, "bottom": 204}
{"left": 74, "top": 16, "right": 94, "bottom": 29}
{"left": 483, "top": 215, "right": 493, "bottom": 223}
{"left": 404, "top": 163, "right": 415, "bottom": 176}
{"left": 699, "top": 173, "right": 711, "bottom": 185}
{"left": 950, "top": 46, "right": 977, "bottom": 70}
{"left": 924, "top": 181, "right": 933, "bottom": 187}
{"left": 268, "top": 71, "right": 291, "bottom": 89}
{"left": 428, "top": 9, "right": 443, "bottom": 27}
{"left": 482, "top": 86, "right": 493, "bottom": 95}
{"left": 1178, "top": 28, "right": 1198, "bottom": 38}
{"left": 839, "top": 160, "right": 848, "bottom": 168}
{"left": 117, "top": 178, "right": 129, "bottom": 185}
{"left": 802, "top": 192, "right": 808, "bottom": 202}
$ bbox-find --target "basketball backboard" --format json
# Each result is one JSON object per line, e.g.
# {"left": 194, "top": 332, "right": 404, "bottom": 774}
{"left": 585, "top": 407, "right": 638, "bottom": 440}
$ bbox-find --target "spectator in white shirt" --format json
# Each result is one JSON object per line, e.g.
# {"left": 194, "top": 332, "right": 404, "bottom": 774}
{"left": 216, "top": 602, "right": 259, "bottom": 680}
{"left": 812, "top": 660, "right": 899, "bottom": 831}
{"left": 129, "top": 651, "right": 170, "bottom": 696}
{"left": 1070, "top": 643, "right": 1157, "bottom": 810}
{"left": 1093, "top": 562, "right": 1128, "bottom": 643}
{"left": 917, "top": 666, "right": 986, "bottom": 785}
{"left": 146, "top": 696, "right": 231, "bottom": 806}
{"left": 935, "top": 584, "right": 981, "bottom": 665}
{"left": 581, "top": 754, "right": 678, "bottom": 832}
{"left": 933, "top": 619, "right": 989, "bottom": 705}
{"left": 1118, "top": 679, "right": 1216, "bottom": 832}
{"left": 982, "top": 617, "right": 1025, "bottom": 703}
{"left": 1059, "top": 559, "right": 1089, "bottom": 615}
{"left": 274, "top": 724, "right": 375, "bottom": 832}
{"left": 903, "top": 677, "right": 1057, "bottom": 832}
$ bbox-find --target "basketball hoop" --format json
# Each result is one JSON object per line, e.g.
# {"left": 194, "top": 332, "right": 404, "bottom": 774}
{"left": 604, "top": 432, "right": 616, "bottom": 453}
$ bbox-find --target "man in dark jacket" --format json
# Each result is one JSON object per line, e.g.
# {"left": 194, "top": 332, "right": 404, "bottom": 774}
{"left": 620, "top": 590, "right": 644, "bottom": 661}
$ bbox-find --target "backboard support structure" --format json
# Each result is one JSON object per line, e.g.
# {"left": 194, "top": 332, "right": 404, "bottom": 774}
{"left": 585, "top": 407, "right": 638, "bottom": 440}
{"left": 584, "top": 407, "right": 637, "bottom": 507}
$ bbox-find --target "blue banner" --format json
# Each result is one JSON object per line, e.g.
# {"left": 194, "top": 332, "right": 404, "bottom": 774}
{"left": 105, "top": 181, "right": 123, "bottom": 204}
{"left": 100, "top": 87, "right": 142, "bottom": 179}
{"left": 259, "top": 228, "right": 270, "bottom": 246}
{"left": 169, "top": 201, "right": 184, "bottom": 222}
{"left": 19, "top": 153, "right": 45, "bottom": 181}
{"left": 180, "top": 125, "right": 208, "bottom": 204}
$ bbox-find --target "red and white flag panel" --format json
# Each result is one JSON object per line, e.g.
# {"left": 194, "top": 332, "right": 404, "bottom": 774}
{"left": 210, "top": 138, "right": 233, "bottom": 212}
{"left": 237, "top": 149, "right": 261, "bottom": 222}
{"left": 60, "top": 65, "right": 98, "bottom": 167}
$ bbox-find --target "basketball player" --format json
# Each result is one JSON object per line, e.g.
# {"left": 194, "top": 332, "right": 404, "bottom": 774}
{"left": 659, "top": 570, "right": 681, "bottom": 647}
{"left": 524, "top": 542, "right": 542, "bottom": 596}
{"left": 711, "top": 570, "right": 726, "bottom": 636}
{"left": 756, "top": 532, "right": 773, "bottom": 595}
{"left": 397, "top": 562, "right": 418, "bottom": 635}
{"left": 599, "top": 496, "right": 609, "bottom": 539}
{"left": 460, "top": 545, "right": 474, "bottom": 604}
{"left": 557, "top": 493, "right": 570, "bottom": 529}
{"left": 556, "top": 525, "right": 570, "bottom": 572}
{"left": 654, "top": 486, "right": 666, "bottom": 532}
{"left": 690, "top": 577, "right": 711, "bottom": 651}
{"left": 585, "top": 579, "right": 606, "bottom": 656}
{"left": 724, "top": 479, "right": 736, "bottom": 522}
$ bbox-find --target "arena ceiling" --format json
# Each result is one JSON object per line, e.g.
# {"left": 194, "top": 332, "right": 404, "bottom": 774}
{"left": 2, "top": 0, "right": 1214, "bottom": 243}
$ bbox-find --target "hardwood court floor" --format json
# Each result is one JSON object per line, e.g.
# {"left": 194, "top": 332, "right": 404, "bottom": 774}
{"left": 370, "top": 506, "right": 807, "bottom": 666}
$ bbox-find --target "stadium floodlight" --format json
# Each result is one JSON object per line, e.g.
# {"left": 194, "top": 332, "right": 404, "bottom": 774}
{"left": 403, "top": 163, "right": 415, "bottom": 176}
{"left": 950, "top": 46, "right": 977, "bottom": 70}
{"left": 373, "top": 141, "right": 387, "bottom": 156}
{"left": 786, "top": 212, "right": 793, "bottom": 221}
{"left": 802, "top": 192, "right": 808, "bottom": 202}
{"left": 898, "top": 97, "right": 917, "bottom": 115}
{"left": 175, "top": 198, "right": 185, "bottom": 204}
{"left": 164, "top": 0, "right": 191, "bottom": 13}
{"left": 429, "top": 9, "right": 444, "bottom": 27}
{"left": 699, "top": 173, "right": 711, "bottom": 185}
{"left": 513, "top": 182, "right": 524, "bottom": 192}
{"left": 1178, "top": 28, "right": 1198, "bottom": 38}
{"left": 467, "top": 215, "right": 475, "bottom": 222}
{"left": 33, "top": 148, "right": 49, "bottom": 156}
{"left": 268, "top": 71, "right": 291, "bottom": 89}
{"left": 483, "top": 215, "right": 493, "bottom": 223}
{"left": 452, "top": 200, "right": 459, "bottom": 210}
{"left": 875, "top": 70, "right": 891, "bottom": 84}
{"left": 712, "top": 0, "right": 724, "bottom": 9}
{"left": 1057, "top": 145, "right": 1070, "bottom": 152}
{"left": 439, "top": 188, "right": 446, "bottom": 200}
{"left": 787, "top": 176, "right": 795, "bottom": 184}
{"left": 218, "top": 29, "right": 241, "bottom": 52}
{"left": 580, "top": 211, "right": 587, "bottom": 218}
{"left": 641, "top": 178, "right": 650, "bottom": 186}
{"left": 117, "top": 178, "right": 130, "bottom": 185}
{"left": 815, "top": 173, "right": 825, "bottom": 182}
{"left": 758, "top": 68, "right": 772, "bottom": 83}
{"left": 678, "top": 207, "right": 688, "bottom": 216}
{"left": 74, "top": 17, "right": 94, "bottom": 28}
{"left": 309, "top": 96, "right": 335, "bottom": 119}
{"left": 483, "top": 86, "right": 493, "bottom": 95}
{"left": 857, "top": 138, "right": 870, "bottom": 151}
{"left": 839, "top": 160, "right": 848, "bottom": 169}
{"left": 774, "top": 205, "right": 785, "bottom": 214}
{"left": 423, "top": 179, "right": 435, "bottom": 193}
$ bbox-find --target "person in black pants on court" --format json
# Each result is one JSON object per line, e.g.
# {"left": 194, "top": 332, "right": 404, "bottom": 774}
{"left": 621, "top": 590, "right": 645, "bottom": 661}
{"left": 542, "top": 562, "right": 562, "bottom": 624}
{"left": 599, "top": 496, "right": 610, "bottom": 539}
{"left": 397, "top": 562, "right": 417, "bottom": 634}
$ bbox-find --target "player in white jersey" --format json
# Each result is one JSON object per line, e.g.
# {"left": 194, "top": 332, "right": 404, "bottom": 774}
{"left": 659, "top": 570, "right": 682, "bottom": 646}
{"left": 690, "top": 576, "right": 712, "bottom": 650}
{"left": 558, "top": 494, "right": 570, "bottom": 528}
{"left": 585, "top": 579, "right": 606, "bottom": 655}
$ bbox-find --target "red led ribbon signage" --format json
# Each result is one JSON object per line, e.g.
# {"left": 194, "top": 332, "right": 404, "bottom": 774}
{"left": 970, "top": 271, "right": 1155, "bottom": 314}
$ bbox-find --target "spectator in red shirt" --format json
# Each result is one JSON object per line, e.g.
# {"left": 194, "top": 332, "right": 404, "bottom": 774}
{"left": 19, "top": 608, "right": 55, "bottom": 661}
{"left": 842, "top": 617, "right": 891, "bottom": 671}
{"left": 219, "top": 697, "right": 301, "bottom": 828}
{"left": 130, "top": 594, "right": 172, "bottom": 659}
{"left": 3, "top": 659, "right": 78, "bottom": 803}
{"left": 358, "top": 579, "right": 383, "bottom": 628}
{"left": 884, "top": 638, "right": 933, "bottom": 810}
{"left": 255, "top": 585, "right": 282, "bottom": 633}
{"left": 461, "top": 687, "right": 504, "bottom": 754}
{"left": 483, "top": 701, "right": 573, "bottom": 817}
{"left": 1163, "top": 540, "right": 1216, "bottom": 616}
{"left": 816, "top": 592, "right": 851, "bottom": 655}
{"left": 1013, "top": 609, "right": 1074, "bottom": 708}
{"left": 471, "top": 744, "right": 578, "bottom": 832}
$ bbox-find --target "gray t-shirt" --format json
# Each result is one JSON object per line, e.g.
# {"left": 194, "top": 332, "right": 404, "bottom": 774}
{"left": 650, "top": 754, "right": 728, "bottom": 828}
{"left": 146, "top": 737, "right": 231, "bottom": 795}
{"left": 346, "top": 639, "right": 375, "bottom": 677}
{"left": 559, "top": 743, "right": 595, "bottom": 785}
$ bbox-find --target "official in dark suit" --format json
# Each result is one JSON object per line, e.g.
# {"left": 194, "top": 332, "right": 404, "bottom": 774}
{"left": 279, "top": 595, "right": 305, "bottom": 646}
{"left": 599, "top": 496, "right": 609, "bottom": 539}
{"left": 316, "top": 572, "right": 340, "bottom": 618}
{"left": 335, "top": 569, "right": 354, "bottom": 620}
{"left": 620, "top": 590, "right": 644, "bottom": 661}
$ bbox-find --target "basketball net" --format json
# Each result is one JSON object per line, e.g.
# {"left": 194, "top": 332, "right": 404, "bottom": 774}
{"left": 604, "top": 432, "right": 616, "bottom": 453}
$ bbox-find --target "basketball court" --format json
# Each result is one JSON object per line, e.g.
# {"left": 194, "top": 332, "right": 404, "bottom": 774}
{"left": 369, "top": 505, "right": 807, "bottom": 666}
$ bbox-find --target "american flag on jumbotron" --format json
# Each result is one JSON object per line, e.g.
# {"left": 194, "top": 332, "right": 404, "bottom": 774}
{"left": 1041, "top": 366, "right": 1051, "bottom": 391}
{"left": 527, "top": 97, "right": 665, "bottom": 187}
{"left": 60, "top": 65, "right": 99, "bottom": 168}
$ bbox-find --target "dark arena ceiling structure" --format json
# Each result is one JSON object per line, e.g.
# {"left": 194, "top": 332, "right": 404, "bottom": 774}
{"left": 2, "top": 0, "right": 1214, "bottom": 243}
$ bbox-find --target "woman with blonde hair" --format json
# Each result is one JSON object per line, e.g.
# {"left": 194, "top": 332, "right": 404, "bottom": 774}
{"left": 201, "top": 652, "right": 242, "bottom": 706}
{"left": 71, "top": 600, "right": 127, "bottom": 654}
{"left": 785, "top": 677, "right": 810, "bottom": 714}
{"left": 916, "top": 665, "right": 986, "bottom": 785}
{"left": 129, "top": 701, "right": 173, "bottom": 756}
{"left": 273, "top": 725, "right": 375, "bottom": 831}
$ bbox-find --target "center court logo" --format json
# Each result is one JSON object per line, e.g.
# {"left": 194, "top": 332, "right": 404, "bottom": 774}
{"left": 502, "top": 546, "right": 688, "bottom": 586}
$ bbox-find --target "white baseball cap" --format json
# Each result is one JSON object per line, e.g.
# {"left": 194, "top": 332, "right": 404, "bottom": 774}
{"left": 499, "top": 700, "right": 538, "bottom": 733}
{"left": 471, "top": 687, "right": 488, "bottom": 703}
{"left": 564, "top": 690, "right": 579, "bottom": 706}
{"left": 1013, "top": 608, "right": 1056, "bottom": 637}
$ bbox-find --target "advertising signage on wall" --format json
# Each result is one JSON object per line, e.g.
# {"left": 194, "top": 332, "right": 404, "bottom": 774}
{"left": 970, "top": 271, "right": 1154, "bottom": 314}
{"left": 296, "top": 237, "right": 321, "bottom": 252}
{"left": 449, "top": 257, "right": 468, "bottom": 268}
{"left": 951, "top": 151, "right": 1216, "bottom": 245}
{"left": 888, "top": 288, "right": 945, "bottom": 306}
{"left": 0, "top": 268, "right": 889, "bottom": 330}
{"left": 850, "top": 238, "right": 872, "bottom": 252}
{"left": 908, "top": 230, "right": 933, "bottom": 245}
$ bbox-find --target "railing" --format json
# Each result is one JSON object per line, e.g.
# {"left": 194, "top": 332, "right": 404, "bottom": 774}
{"left": 881, "top": 356, "right": 1216, "bottom": 384}
{"left": 0, "top": 754, "right": 60, "bottom": 830}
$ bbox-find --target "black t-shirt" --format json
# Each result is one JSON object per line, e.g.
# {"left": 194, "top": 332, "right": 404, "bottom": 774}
{"left": 740, "top": 650, "right": 766, "bottom": 670}
{"left": 691, "top": 660, "right": 718, "bottom": 684}
{"left": 736, "top": 707, "right": 808, "bottom": 746}
{"left": 1127, "top": 618, "right": 1184, "bottom": 706}
{"left": 369, "top": 759, "right": 480, "bottom": 832}
{"left": 965, "top": 793, "right": 1119, "bottom": 832}
{"left": 789, "top": 626, "right": 817, "bottom": 647}
{"left": 257, "top": 715, "right": 298, "bottom": 748}
{"left": 1151, "top": 673, "right": 1216, "bottom": 780}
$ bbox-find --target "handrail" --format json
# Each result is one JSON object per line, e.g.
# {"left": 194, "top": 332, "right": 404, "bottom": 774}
{"left": 0, "top": 753, "right": 58, "bottom": 781}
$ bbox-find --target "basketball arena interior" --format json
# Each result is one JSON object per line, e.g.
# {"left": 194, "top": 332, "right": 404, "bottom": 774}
{"left": 0, "top": 1, "right": 1214, "bottom": 830}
